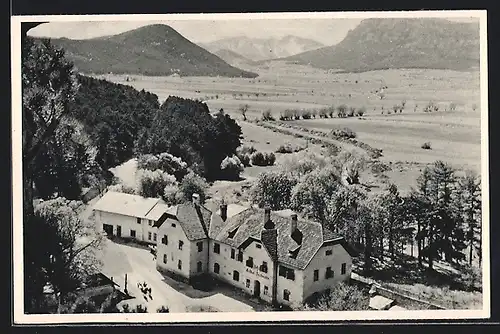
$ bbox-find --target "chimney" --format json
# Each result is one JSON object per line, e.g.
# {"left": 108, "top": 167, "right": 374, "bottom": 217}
{"left": 290, "top": 213, "right": 298, "bottom": 235}
{"left": 264, "top": 206, "right": 271, "bottom": 224}
{"left": 220, "top": 203, "right": 228, "bottom": 222}
{"left": 192, "top": 193, "right": 200, "bottom": 205}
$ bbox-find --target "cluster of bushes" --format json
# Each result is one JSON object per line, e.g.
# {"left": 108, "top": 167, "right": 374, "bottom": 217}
{"left": 329, "top": 127, "right": 357, "bottom": 139}
{"left": 250, "top": 151, "right": 276, "bottom": 166}
{"left": 421, "top": 142, "right": 432, "bottom": 150}
{"left": 220, "top": 155, "right": 244, "bottom": 180}
{"left": 424, "top": 101, "right": 440, "bottom": 113}
{"left": 278, "top": 105, "right": 366, "bottom": 121}
{"left": 275, "top": 142, "right": 307, "bottom": 154}
{"left": 261, "top": 109, "right": 275, "bottom": 121}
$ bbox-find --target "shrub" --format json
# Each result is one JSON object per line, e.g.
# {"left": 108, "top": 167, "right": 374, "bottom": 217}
{"left": 318, "top": 108, "right": 328, "bottom": 118}
{"left": 328, "top": 106, "right": 336, "bottom": 118}
{"left": 356, "top": 106, "right": 366, "bottom": 117}
{"left": 156, "top": 306, "right": 170, "bottom": 313}
{"left": 421, "top": 142, "right": 432, "bottom": 150}
{"left": 266, "top": 152, "right": 276, "bottom": 166}
{"left": 449, "top": 102, "right": 457, "bottom": 111}
{"left": 276, "top": 142, "right": 306, "bottom": 154}
{"left": 137, "top": 169, "right": 177, "bottom": 198}
{"left": 220, "top": 155, "right": 244, "bottom": 180}
{"left": 237, "top": 152, "right": 251, "bottom": 167}
{"left": 329, "top": 127, "right": 357, "bottom": 139}
{"left": 337, "top": 104, "right": 348, "bottom": 118}
{"left": 347, "top": 107, "right": 356, "bottom": 117}
{"left": 237, "top": 145, "right": 256, "bottom": 155}
{"left": 107, "top": 183, "right": 136, "bottom": 194}
{"left": 261, "top": 109, "right": 275, "bottom": 121}
{"left": 311, "top": 109, "right": 318, "bottom": 118}
{"left": 301, "top": 110, "right": 312, "bottom": 119}
{"left": 251, "top": 151, "right": 276, "bottom": 166}
{"left": 297, "top": 282, "right": 369, "bottom": 311}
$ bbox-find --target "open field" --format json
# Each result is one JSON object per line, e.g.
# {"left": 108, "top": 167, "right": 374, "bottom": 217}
{"left": 100, "top": 61, "right": 482, "bottom": 193}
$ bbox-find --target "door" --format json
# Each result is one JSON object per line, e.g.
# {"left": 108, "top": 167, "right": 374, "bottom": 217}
{"left": 254, "top": 280, "right": 261, "bottom": 297}
{"left": 103, "top": 224, "right": 113, "bottom": 236}
{"left": 117, "top": 225, "right": 122, "bottom": 237}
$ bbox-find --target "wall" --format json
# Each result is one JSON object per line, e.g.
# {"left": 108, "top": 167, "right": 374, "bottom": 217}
{"left": 156, "top": 217, "right": 192, "bottom": 279}
{"left": 302, "top": 243, "right": 352, "bottom": 301}
{"left": 208, "top": 239, "right": 274, "bottom": 304}
{"left": 276, "top": 264, "right": 304, "bottom": 306}
{"left": 189, "top": 239, "right": 209, "bottom": 277}
{"left": 95, "top": 211, "right": 157, "bottom": 244}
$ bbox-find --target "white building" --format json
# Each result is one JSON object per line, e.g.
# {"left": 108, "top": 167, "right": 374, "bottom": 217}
{"left": 93, "top": 191, "right": 169, "bottom": 244}
{"left": 155, "top": 194, "right": 358, "bottom": 307}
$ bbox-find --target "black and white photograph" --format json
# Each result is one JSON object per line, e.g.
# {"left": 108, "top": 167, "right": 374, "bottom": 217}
{"left": 11, "top": 10, "right": 489, "bottom": 323}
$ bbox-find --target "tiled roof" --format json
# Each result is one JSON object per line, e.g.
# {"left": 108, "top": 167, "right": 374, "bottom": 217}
{"left": 93, "top": 191, "right": 162, "bottom": 219}
{"left": 212, "top": 205, "right": 348, "bottom": 270}
{"left": 165, "top": 202, "right": 212, "bottom": 241}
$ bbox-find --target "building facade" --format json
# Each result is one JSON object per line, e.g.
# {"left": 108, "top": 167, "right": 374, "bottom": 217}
{"left": 93, "top": 191, "right": 169, "bottom": 244}
{"left": 154, "top": 194, "right": 358, "bottom": 307}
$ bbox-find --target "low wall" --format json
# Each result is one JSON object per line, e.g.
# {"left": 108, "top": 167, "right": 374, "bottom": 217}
{"left": 350, "top": 277, "right": 446, "bottom": 310}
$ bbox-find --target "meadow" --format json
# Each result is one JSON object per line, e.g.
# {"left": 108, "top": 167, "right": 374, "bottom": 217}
{"left": 100, "top": 61, "right": 482, "bottom": 193}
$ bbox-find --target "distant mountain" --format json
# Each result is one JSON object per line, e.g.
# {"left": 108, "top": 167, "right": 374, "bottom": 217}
{"left": 38, "top": 24, "right": 258, "bottom": 78}
{"left": 283, "top": 18, "right": 480, "bottom": 73}
{"left": 213, "top": 49, "right": 257, "bottom": 67}
{"left": 202, "top": 35, "right": 325, "bottom": 61}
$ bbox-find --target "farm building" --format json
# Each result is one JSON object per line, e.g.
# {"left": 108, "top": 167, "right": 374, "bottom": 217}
{"left": 155, "top": 193, "right": 358, "bottom": 307}
{"left": 92, "top": 191, "right": 169, "bottom": 244}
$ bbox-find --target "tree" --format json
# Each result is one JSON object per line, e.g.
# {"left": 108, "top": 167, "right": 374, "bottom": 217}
{"left": 220, "top": 155, "right": 244, "bottom": 180}
{"left": 250, "top": 171, "right": 297, "bottom": 210}
{"left": 455, "top": 170, "right": 482, "bottom": 265}
{"left": 26, "top": 198, "right": 104, "bottom": 312}
{"left": 334, "top": 150, "right": 368, "bottom": 185}
{"left": 137, "top": 152, "right": 188, "bottom": 182}
{"left": 239, "top": 104, "right": 249, "bottom": 121}
{"left": 177, "top": 171, "right": 209, "bottom": 204}
{"left": 337, "top": 104, "right": 348, "bottom": 118}
{"left": 297, "top": 282, "right": 369, "bottom": 311}
{"left": 137, "top": 169, "right": 177, "bottom": 198}
{"left": 22, "top": 37, "right": 80, "bottom": 218}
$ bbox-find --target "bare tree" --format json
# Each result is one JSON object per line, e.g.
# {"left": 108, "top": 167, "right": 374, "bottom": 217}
{"left": 239, "top": 104, "right": 249, "bottom": 121}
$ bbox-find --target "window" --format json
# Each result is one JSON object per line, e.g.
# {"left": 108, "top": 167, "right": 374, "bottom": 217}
{"left": 137, "top": 218, "right": 141, "bottom": 224}
{"left": 341, "top": 263, "right": 347, "bottom": 275}
{"left": 148, "top": 220, "right": 153, "bottom": 226}
{"left": 148, "top": 232, "right": 152, "bottom": 241}
{"left": 246, "top": 279, "right": 250, "bottom": 288}
{"left": 214, "top": 263, "right": 220, "bottom": 274}
{"left": 230, "top": 248, "right": 235, "bottom": 259}
{"left": 264, "top": 286, "right": 269, "bottom": 295}
{"left": 171, "top": 223, "right": 176, "bottom": 228}
{"left": 197, "top": 242, "right": 203, "bottom": 252}
{"left": 178, "top": 240, "right": 184, "bottom": 250}
{"left": 283, "top": 289, "right": 290, "bottom": 301}
{"left": 153, "top": 233, "right": 157, "bottom": 242}
{"left": 197, "top": 261, "right": 202, "bottom": 272}
{"left": 163, "top": 254, "right": 167, "bottom": 264}
{"left": 171, "top": 253, "right": 174, "bottom": 261}
{"left": 325, "top": 249, "right": 333, "bottom": 256}
{"left": 130, "top": 230, "right": 136, "bottom": 237}
{"left": 279, "top": 265, "right": 295, "bottom": 281}
{"left": 325, "top": 267, "right": 333, "bottom": 279}
{"left": 256, "top": 244, "right": 262, "bottom": 249}
{"left": 237, "top": 250, "right": 243, "bottom": 262}
{"left": 246, "top": 257, "right": 254, "bottom": 268}
{"left": 162, "top": 235, "right": 168, "bottom": 245}
{"left": 260, "top": 261, "right": 268, "bottom": 273}
{"left": 233, "top": 270, "right": 239, "bottom": 282}
{"left": 314, "top": 269, "right": 319, "bottom": 282}
{"left": 178, "top": 260, "right": 182, "bottom": 270}
{"left": 214, "top": 243, "right": 220, "bottom": 254}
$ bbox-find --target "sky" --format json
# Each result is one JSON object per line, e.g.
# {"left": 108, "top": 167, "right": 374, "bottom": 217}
{"left": 27, "top": 16, "right": 479, "bottom": 47}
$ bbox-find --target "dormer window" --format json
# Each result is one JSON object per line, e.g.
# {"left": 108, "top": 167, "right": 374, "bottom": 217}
{"left": 325, "top": 249, "right": 333, "bottom": 256}
{"left": 228, "top": 227, "right": 239, "bottom": 239}
{"left": 256, "top": 244, "right": 262, "bottom": 249}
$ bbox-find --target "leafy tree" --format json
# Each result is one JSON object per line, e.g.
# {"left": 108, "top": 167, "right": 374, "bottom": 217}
{"left": 136, "top": 169, "right": 176, "bottom": 199}
{"left": 137, "top": 152, "right": 188, "bottom": 182}
{"left": 337, "top": 104, "right": 348, "bottom": 118}
{"left": 26, "top": 198, "right": 104, "bottom": 312}
{"left": 220, "top": 155, "right": 244, "bottom": 180}
{"left": 177, "top": 171, "right": 209, "bottom": 204}
{"left": 334, "top": 150, "right": 368, "bottom": 185}
{"left": 250, "top": 171, "right": 297, "bottom": 210}
{"left": 107, "top": 183, "right": 137, "bottom": 194}
{"left": 22, "top": 37, "right": 80, "bottom": 218}
{"left": 297, "top": 282, "right": 369, "bottom": 311}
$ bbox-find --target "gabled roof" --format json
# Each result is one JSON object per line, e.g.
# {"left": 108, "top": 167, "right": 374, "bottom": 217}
{"left": 145, "top": 202, "right": 170, "bottom": 221}
{"left": 158, "top": 202, "right": 212, "bottom": 241}
{"left": 92, "top": 191, "right": 165, "bottom": 219}
{"left": 210, "top": 205, "right": 354, "bottom": 270}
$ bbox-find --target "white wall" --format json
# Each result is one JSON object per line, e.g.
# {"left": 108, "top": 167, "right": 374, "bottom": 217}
{"left": 302, "top": 243, "right": 352, "bottom": 301}
{"left": 208, "top": 239, "right": 274, "bottom": 303}
{"left": 189, "top": 239, "right": 209, "bottom": 277}
{"left": 156, "top": 217, "right": 192, "bottom": 279}
{"left": 276, "top": 264, "right": 304, "bottom": 306}
{"left": 95, "top": 211, "right": 157, "bottom": 244}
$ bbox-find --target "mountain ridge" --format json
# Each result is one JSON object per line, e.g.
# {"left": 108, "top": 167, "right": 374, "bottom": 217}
{"left": 37, "top": 24, "right": 258, "bottom": 78}
{"left": 282, "top": 18, "right": 480, "bottom": 73}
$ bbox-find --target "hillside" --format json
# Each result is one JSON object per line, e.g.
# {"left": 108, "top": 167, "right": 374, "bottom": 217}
{"left": 40, "top": 24, "right": 258, "bottom": 78}
{"left": 283, "top": 18, "right": 480, "bottom": 73}
{"left": 202, "top": 35, "right": 325, "bottom": 61}
{"left": 213, "top": 49, "right": 256, "bottom": 67}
